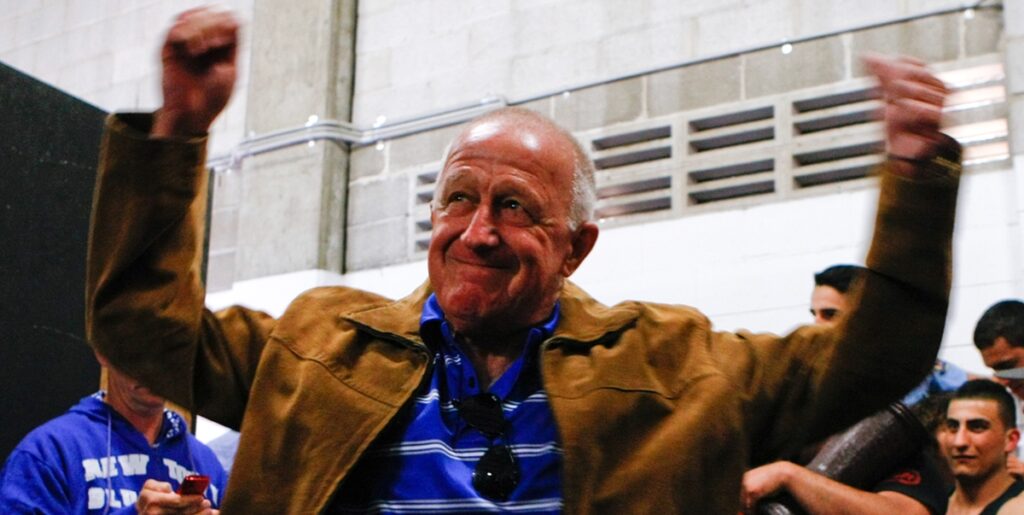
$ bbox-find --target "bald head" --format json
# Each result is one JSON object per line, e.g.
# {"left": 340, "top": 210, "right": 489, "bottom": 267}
{"left": 439, "top": 107, "right": 597, "bottom": 230}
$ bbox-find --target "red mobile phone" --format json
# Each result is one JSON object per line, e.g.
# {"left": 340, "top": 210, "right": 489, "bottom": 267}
{"left": 178, "top": 474, "right": 210, "bottom": 496}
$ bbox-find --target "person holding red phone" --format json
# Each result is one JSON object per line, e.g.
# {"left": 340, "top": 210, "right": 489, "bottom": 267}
{"left": 0, "top": 358, "right": 228, "bottom": 514}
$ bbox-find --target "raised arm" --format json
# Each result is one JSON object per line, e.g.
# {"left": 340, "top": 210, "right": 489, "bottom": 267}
{"left": 808, "top": 55, "right": 959, "bottom": 431}
{"left": 86, "top": 8, "right": 272, "bottom": 429}
{"left": 724, "top": 55, "right": 961, "bottom": 460}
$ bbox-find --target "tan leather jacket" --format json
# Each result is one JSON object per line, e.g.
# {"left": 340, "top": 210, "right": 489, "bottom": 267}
{"left": 86, "top": 114, "right": 960, "bottom": 514}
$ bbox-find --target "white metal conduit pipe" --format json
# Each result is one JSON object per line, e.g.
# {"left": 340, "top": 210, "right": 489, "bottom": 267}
{"left": 206, "top": 96, "right": 508, "bottom": 171}
{"left": 206, "top": 0, "right": 1000, "bottom": 173}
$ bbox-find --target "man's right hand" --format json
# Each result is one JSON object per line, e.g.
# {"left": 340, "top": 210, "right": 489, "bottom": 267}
{"left": 136, "top": 479, "right": 218, "bottom": 515}
{"left": 153, "top": 7, "right": 240, "bottom": 138}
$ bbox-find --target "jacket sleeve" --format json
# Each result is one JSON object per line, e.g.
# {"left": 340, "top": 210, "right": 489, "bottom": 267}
{"left": 725, "top": 140, "right": 961, "bottom": 462}
{"left": 85, "top": 113, "right": 275, "bottom": 430}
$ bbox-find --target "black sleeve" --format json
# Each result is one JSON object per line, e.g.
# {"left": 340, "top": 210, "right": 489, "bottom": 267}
{"left": 873, "top": 447, "right": 953, "bottom": 515}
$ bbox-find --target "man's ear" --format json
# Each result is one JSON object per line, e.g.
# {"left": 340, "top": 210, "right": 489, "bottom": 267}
{"left": 94, "top": 351, "right": 110, "bottom": 369}
{"left": 562, "top": 221, "right": 599, "bottom": 277}
{"left": 1006, "top": 428, "right": 1021, "bottom": 453}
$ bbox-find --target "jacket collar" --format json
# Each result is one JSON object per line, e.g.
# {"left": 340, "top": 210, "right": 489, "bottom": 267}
{"left": 344, "top": 280, "right": 641, "bottom": 349}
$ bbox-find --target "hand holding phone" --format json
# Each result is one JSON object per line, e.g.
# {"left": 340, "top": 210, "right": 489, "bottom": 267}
{"left": 177, "top": 474, "right": 210, "bottom": 496}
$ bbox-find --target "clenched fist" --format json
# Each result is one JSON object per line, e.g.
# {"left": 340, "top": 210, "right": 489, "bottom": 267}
{"left": 153, "top": 7, "right": 240, "bottom": 138}
{"left": 864, "top": 54, "right": 950, "bottom": 176}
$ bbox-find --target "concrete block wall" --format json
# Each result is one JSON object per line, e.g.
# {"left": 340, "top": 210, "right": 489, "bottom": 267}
{"left": 350, "top": 0, "right": 967, "bottom": 127}
{"left": 0, "top": 0, "right": 254, "bottom": 157}
{"left": 0, "top": 0, "right": 256, "bottom": 293}
{"left": 349, "top": 9, "right": 1006, "bottom": 270}
{"left": 4, "top": 0, "right": 1022, "bottom": 380}
{"left": 227, "top": 0, "right": 356, "bottom": 283}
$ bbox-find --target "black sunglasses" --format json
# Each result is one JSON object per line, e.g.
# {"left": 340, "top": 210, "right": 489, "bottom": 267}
{"left": 456, "top": 393, "right": 520, "bottom": 501}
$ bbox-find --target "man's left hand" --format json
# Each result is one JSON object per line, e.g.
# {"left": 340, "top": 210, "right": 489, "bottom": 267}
{"left": 864, "top": 54, "right": 949, "bottom": 175}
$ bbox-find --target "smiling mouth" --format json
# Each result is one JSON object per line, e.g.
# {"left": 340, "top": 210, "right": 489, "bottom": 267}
{"left": 448, "top": 253, "right": 513, "bottom": 270}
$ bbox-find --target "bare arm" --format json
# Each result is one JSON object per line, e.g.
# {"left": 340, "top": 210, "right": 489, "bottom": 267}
{"left": 742, "top": 462, "right": 931, "bottom": 515}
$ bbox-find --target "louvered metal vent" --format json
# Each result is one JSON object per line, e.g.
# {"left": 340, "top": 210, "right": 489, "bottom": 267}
{"left": 412, "top": 168, "right": 440, "bottom": 251}
{"left": 402, "top": 55, "right": 1009, "bottom": 258}
{"left": 794, "top": 162, "right": 879, "bottom": 187}
{"left": 690, "top": 181, "right": 775, "bottom": 204}
{"left": 690, "top": 106, "right": 773, "bottom": 131}
{"left": 594, "top": 146, "right": 672, "bottom": 169}
{"left": 587, "top": 124, "right": 675, "bottom": 220}
{"left": 688, "top": 105, "right": 775, "bottom": 153}
{"left": 689, "top": 159, "right": 774, "bottom": 183}
{"left": 415, "top": 169, "right": 440, "bottom": 205}
{"left": 598, "top": 176, "right": 671, "bottom": 198}
{"left": 596, "top": 197, "right": 672, "bottom": 218}
{"left": 595, "top": 173, "right": 673, "bottom": 219}
{"left": 792, "top": 88, "right": 877, "bottom": 112}
{"left": 593, "top": 126, "right": 672, "bottom": 150}
{"left": 686, "top": 153, "right": 777, "bottom": 204}
{"left": 590, "top": 125, "right": 672, "bottom": 170}
{"left": 794, "top": 141, "right": 882, "bottom": 166}
{"left": 793, "top": 86, "right": 878, "bottom": 135}
{"left": 788, "top": 82, "right": 886, "bottom": 188}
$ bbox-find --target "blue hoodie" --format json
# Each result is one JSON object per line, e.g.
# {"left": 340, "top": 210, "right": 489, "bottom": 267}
{"left": 0, "top": 392, "right": 228, "bottom": 514}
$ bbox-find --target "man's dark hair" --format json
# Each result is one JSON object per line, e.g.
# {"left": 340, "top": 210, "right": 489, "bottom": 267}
{"left": 951, "top": 379, "right": 1017, "bottom": 430}
{"left": 973, "top": 300, "right": 1024, "bottom": 351}
{"left": 913, "top": 391, "right": 952, "bottom": 436}
{"left": 813, "top": 264, "right": 867, "bottom": 294}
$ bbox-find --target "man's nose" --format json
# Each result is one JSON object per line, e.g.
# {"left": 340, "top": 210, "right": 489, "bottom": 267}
{"left": 951, "top": 427, "right": 970, "bottom": 448}
{"left": 460, "top": 205, "right": 500, "bottom": 248}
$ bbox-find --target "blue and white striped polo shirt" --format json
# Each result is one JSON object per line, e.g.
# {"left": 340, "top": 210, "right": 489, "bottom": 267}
{"left": 329, "top": 294, "right": 563, "bottom": 514}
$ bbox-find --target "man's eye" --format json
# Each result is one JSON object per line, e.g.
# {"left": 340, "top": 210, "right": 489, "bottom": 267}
{"left": 967, "top": 421, "right": 990, "bottom": 432}
{"left": 499, "top": 198, "right": 534, "bottom": 226}
{"left": 449, "top": 192, "right": 468, "bottom": 203}
{"left": 820, "top": 309, "right": 839, "bottom": 320}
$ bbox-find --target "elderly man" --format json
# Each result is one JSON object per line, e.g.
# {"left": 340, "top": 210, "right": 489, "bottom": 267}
{"left": 86, "top": 8, "right": 961, "bottom": 514}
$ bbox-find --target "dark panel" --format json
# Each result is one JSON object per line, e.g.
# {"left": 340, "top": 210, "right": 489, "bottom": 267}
{"left": 0, "top": 62, "right": 106, "bottom": 460}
